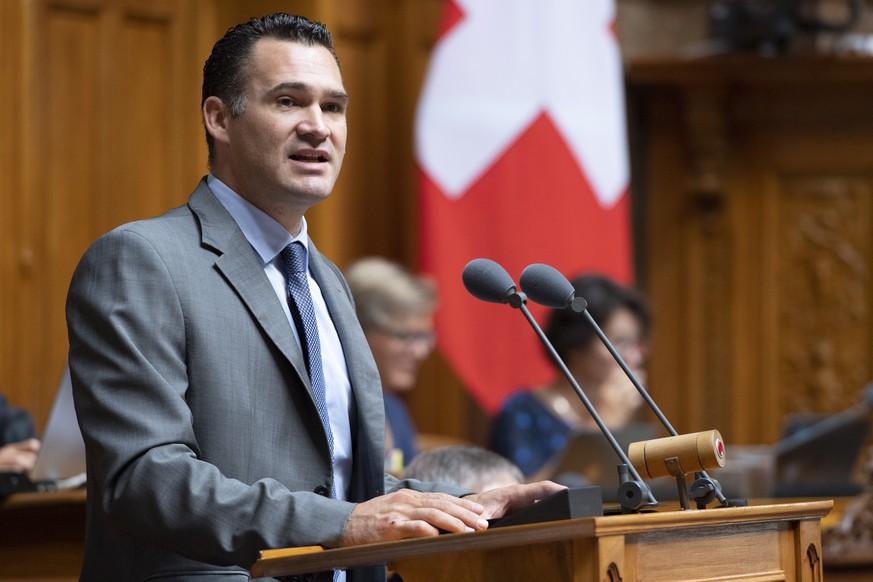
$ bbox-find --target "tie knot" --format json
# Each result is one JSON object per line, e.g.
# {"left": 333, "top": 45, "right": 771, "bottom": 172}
{"left": 281, "top": 242, "right": 307, "bottom": 275}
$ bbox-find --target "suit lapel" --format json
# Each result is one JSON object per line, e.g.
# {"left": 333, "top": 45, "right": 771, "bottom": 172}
{"left": 307, "top": 244, "right": 378, "bottom": 406}
{"left": 187, "top": 180, "right": 312, "bottom": 391}
{"left": 309, "top": 244, "right": 385, "bottom": 494}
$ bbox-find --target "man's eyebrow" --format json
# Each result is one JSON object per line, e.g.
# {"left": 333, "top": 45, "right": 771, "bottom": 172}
{"left": 269, "top": 81, "right": 349, "bottom": 102}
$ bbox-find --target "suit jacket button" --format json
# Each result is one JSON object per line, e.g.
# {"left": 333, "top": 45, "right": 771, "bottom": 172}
{"left": 314, "top": 485, "right": 330, "bottom": 497}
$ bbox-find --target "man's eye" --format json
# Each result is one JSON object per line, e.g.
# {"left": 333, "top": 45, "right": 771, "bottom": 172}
{"left": 277, "top": 97, "right": 294, "bottom": 107}
{"left": 323, "top": 103, "right": 344, "bottom": 114}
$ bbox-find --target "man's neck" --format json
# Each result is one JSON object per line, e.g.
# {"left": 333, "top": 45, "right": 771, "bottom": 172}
{"left": 208, "top": 169, "right": 305, "bottom": 236}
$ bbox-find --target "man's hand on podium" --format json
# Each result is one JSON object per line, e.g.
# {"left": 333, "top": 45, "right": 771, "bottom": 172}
{"left": 340, "top": 489, "right": 489, "bottom": 546}
{"left": 339, "top": 481, "right": 565, "bottom": 547}
{"left": 466, "top": 481, "right": 566, "bottom": 521}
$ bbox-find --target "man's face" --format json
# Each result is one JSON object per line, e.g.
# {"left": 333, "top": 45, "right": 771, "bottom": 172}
{"left": 217, "top": 39, "right": 348, "bottom": 224}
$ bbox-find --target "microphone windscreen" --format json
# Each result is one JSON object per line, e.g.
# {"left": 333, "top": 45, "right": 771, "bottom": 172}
{"left": 519, "top": 263, "right": 575, "bottom": 309}
{"left": 462, "top": 258, "right": 516, "bottom": 304}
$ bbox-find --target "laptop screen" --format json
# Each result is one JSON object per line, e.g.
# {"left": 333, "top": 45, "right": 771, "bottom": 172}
{"left": 30, "top": 363, "right": 86, "bottom": 484}
{"left": 771, "top": 402, "right": 872, "bottom": 498}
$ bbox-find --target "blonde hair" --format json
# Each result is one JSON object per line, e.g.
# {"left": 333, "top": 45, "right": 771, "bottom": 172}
{"left": 345, "top": 257, "right": 436, "bottom": 331}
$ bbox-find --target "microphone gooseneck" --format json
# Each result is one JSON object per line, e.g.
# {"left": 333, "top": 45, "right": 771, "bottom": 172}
{"left": 519, "top": 263, "right": 730, "bottom": 507}
{"left": 464, "top": 258, "right": 657, "bottom": 510}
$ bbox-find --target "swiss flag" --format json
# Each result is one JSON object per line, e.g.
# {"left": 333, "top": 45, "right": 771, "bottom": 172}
{"left": 416, "top": 0, "right": 632, "bottom": 413}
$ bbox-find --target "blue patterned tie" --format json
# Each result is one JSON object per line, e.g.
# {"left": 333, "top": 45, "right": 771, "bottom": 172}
{"left": 281, "top": 243, "right": 342, "bottom": 582}
{"left": 280, "top": 242, "right": 336, "bottom": 483}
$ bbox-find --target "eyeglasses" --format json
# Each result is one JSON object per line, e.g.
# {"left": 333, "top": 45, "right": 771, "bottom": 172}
{"left": 373, "top": 327, "right": 437, "bottom": 348}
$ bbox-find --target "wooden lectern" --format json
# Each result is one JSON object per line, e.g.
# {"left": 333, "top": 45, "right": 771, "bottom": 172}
{"left": 251, "top": 501, "right": 832, "bottom": 581}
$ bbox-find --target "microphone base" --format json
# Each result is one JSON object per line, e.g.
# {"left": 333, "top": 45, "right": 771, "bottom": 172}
{"left": 716, "top": 498, "right": 750, "bottom": 508}
{"left": 487, "top": 486, "right": 603, "bottom": 528}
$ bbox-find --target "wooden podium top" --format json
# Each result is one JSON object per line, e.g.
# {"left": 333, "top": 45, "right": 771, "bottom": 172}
{"left": 251, "top": 500, "right": 833, "bottom": 579}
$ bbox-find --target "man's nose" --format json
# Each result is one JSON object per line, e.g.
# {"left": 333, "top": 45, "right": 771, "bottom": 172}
{"left": 298, "top": 106, "right": 329, "bottom": 139}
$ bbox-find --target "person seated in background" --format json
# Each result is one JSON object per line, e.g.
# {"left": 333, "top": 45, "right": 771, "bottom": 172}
{"left": 345, "top": 257, "right": 437, "bottom": 472}
{"left": 0, "top": 392, "right": 40, "bottom": 494}
{"left": 490, "top": 274, "right": 651, "bottom": 478}
{"left": 402, "top": 445, "right": 523, "bottom": 493}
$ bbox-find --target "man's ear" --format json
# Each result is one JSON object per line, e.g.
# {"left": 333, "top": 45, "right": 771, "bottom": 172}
{"left": 203, "top": 96, "right": 231, "bottom": 146}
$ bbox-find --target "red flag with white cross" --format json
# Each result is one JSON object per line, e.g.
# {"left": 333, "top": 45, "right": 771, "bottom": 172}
{"left": 416, "top": 0, "right": 633, "bottom": 413}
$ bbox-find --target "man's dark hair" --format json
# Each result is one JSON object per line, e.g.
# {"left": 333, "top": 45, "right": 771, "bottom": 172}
{"left": 545, "top": 274, "right": 650, "bottom": 362}
{"left": 201, "top": 13, "right": 339, "bottom": 165}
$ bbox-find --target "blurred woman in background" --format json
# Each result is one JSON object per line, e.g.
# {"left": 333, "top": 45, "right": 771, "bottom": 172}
{"left": 345, "top": 257, "right": 437, "bottom": 472}
{"left": 0, "top": 392, "right": 40, "bottom": 495}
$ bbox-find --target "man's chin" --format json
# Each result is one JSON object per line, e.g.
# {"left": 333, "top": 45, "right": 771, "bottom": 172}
{"left": 283, "top": 182, "right": 334, "bottom": 206}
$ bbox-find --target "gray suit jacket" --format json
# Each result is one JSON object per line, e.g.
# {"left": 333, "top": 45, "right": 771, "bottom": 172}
{"left": 67, "top": 179, "right": 461, "bottom": 581}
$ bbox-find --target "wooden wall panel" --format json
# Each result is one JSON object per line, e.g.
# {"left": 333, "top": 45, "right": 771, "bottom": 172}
{"left": 1, "top": 0, "right": 210, "bottom": 429}
{"left": 99, "top": 0, "right": 207, "bottom": 229}
{"left": 774, "top": 176, "right": 872, "bottom": 410}
{"left": 0, "top": 0, "right": 27, "bottom": 417}
{"left": 109, "top": 14, "right": 172, "bottom": 222}
{"left": 737, "top": 81, "right": 873, "bottom": 443}
{"left": 43, "top": 5, "right": 102, "bottom": 417}
{"left": 628, "top": 57, "right": 873, "bottom": 446}
{"left": 633, "top": 92, "right": 688, "bottom": 432}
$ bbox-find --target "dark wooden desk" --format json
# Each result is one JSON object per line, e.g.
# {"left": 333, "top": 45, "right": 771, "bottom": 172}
{"left": 0, "top": 488, "right": 85, "bottom": 581}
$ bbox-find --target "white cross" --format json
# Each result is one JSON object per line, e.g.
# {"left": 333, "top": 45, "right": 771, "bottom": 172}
{"left": 415, "top": 0, "right": 628, "bottom": 208}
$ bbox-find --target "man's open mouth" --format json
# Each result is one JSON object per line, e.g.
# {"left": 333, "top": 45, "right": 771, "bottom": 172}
{"left": 290, "top": 154, "right": 327, "bottom": 162}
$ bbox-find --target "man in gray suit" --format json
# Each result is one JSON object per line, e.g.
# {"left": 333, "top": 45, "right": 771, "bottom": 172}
{"left": 66, "top": 13, "right": 560, "bottom": 582}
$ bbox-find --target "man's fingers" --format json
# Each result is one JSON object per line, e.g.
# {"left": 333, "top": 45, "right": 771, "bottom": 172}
{"left": 467, "top": 481, "right": 567, "bottom": 519}
{"left": 378, "top": 513, "right": 466, "bottom": 539}
{"left": 387, "top": 491, "right": 486, "bottom": 534}
{"left": 414, "top": 493, "right": 487, "bottom": 528}
{"left": 341, "top": 484, "right": 570, "bottom": 548}
{"left": 421, "top": 491, "right": 483, "bottom": 514}
{"left": 410, "top": 505, "right": 481, "bottom": 534}
{"left": 341, "top": 490, "right": 487, "bottom": 547}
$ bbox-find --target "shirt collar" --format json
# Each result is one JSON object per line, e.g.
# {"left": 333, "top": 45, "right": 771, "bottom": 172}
{"left": 207, "top": 174, "right": 309, "bottom": 267}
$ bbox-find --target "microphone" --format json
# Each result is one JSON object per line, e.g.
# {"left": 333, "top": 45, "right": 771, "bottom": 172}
{"left": 518, "top": 263, "right": 589, "bottom": 312}
{"left": 462, "top": 258, "right": 657, "bottom": 510}
{"left": 461, "top": 258, "right": 520, "bottom": 306}
{"left": 518, "top": 263, "right": 733, "bottom": 508}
